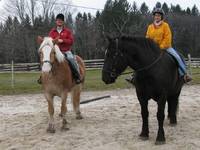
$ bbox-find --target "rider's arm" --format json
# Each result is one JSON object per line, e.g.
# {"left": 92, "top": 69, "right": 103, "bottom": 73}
{"left": 61, "top": 29, "right": 74, "bottom": 46}
{"left": 160, "top": 23, "right": 172, "bottom": 49}
{"left": 145, "top": 25, "right": 151, "bottom": 38}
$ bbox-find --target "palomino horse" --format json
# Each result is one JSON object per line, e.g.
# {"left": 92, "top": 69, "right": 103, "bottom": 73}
{"left": 102, "top": 36, "right": 184, "bottom": 144}
{"left": 38, "top": 37, "right": 85, "bottom": 133}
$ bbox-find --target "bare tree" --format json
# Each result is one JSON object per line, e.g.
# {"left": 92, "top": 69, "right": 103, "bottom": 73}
{"left": 27, "top": 0, "right": 37, "bottom": 24}
{"left": 3, "top": 0, "right": 26, "bottom": 21}
{"left": 41, "top": 0, "right": 57, "bottom": 20}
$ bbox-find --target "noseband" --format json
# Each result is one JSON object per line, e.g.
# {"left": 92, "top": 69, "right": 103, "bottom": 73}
{"left": 42, "top": 60, "right": 53, "bottom": 66}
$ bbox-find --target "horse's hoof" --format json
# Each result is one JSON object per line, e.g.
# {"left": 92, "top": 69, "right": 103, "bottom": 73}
{"left": 169, "top": 123, "right": 177, "bottom": 127}
{"left": 139, "top": 134, "right": 149, "bottom": 140}
{"left": 76, "top": 115, "right": 83, "bottom": 120}
{"left": 155, "top": 136, "right": 166, "bottom": 145}
{"left": 155, "top": 140, "right": 166, "bottom": 145}
{"left": 170, "top": 120, "right": 177, "bottom": 126}
{"left": 47, "top": 124, "right": 56, "bottom": 133}
{"left": 139, "top": 136, "right": 149, "bottom": 141}
{"left": 61, "top": 126, "right": 69, "bottom": 131}
{"left": 46, "top": 128, "right": 56, "bottom": 133}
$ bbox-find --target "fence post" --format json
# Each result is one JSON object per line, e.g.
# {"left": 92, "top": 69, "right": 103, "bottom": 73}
{"left": 187, "top": 54, "right": 192, "bottom": 77}
{"left": 11, "top": 60, "right": 14, "bottom": 89}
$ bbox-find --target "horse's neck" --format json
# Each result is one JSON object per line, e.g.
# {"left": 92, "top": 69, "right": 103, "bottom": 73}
{"left": 125, "top": 41, "right": 160, "bottom": 71}
{"left": 53, "top": 60, "right": 70, "bottom": 74}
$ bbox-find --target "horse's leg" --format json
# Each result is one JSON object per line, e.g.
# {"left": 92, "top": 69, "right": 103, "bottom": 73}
{"left": 71, "top": 84, "right": 83, "bottom": 120}
{"left": 45, "top": 94, "right": 55, "bottom": 133}
{"left": 139, "top": 99, "right": 149, "bottom": 140}
{"left": 60, "top": 92, "right": 69, "bottom": 131}
{"left": 155, "top": 94, "right": 167, "bottom": 145}
{"left": 167, "top": 93, "right": 180, "bottom": 125}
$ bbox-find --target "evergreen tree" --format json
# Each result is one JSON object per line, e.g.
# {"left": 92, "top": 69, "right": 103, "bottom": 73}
{"left": 191, "top": 5, "right": 199, "bottom": 16}
{"left": 140, "top": 2, "right": 149, "bottom": 15}
{"left": 162, "top": 3, "right": 169, "bottom": 14}
{"left": 186, "top": 7, "right": 191, "bottom": 15}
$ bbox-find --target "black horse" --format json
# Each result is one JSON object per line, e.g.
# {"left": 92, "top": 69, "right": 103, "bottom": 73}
{"left": 102, "top": 36, "right": 184, "bottom": 144}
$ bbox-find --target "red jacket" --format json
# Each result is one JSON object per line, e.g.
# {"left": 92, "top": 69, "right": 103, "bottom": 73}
{"left": 49, "top": 27, "right": 74, "bottom": 52}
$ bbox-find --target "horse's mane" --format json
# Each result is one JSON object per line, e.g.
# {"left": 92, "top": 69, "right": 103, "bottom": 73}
{"left": 120, "top": 36, "right": 161, "bottom": 54}
{"left": 39, "top": 37, "right": 65, "bottom": 63}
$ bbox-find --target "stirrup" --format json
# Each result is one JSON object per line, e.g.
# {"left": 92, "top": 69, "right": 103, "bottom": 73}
{"left": 184, "top": 75, "right": 192, "bottom": 83}
{"left": 75, "top": 79, "right": 81, "bottom": 84}
{"left": 125, "top": 76, "right": 135, "bottom": 84}
{"left": 37, "top": 76, "right": 42, "bottom": 84}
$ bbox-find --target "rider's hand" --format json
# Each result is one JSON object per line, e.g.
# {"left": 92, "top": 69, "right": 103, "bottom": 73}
{"left": 58, "top": 39, "right": 63, "bottom": 43}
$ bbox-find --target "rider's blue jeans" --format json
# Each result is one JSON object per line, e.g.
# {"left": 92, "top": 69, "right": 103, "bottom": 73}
{"left": 166, "top": 48, "right": 186, "bottom": 76}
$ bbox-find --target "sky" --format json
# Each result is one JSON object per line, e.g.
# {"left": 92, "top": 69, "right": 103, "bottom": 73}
{"left": 0, "top": 0, "right": 200, "bottom": 22}
{"left": 72, "top": 0, "right": 200, "bottom": 15}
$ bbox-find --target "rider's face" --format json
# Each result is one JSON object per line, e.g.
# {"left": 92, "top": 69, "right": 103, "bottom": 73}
{"left": 154, "top": 13, "right": 162, "bottom": 22}
{"left": 56, "top": 19, "right": 64, "bottom": 27}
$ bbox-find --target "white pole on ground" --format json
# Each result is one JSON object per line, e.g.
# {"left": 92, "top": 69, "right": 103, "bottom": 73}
{"left": 11, "top": 60, "right": 14, "bottom": 88}
{"left": 187, "top": 53, "right": 192, "bottom": 77}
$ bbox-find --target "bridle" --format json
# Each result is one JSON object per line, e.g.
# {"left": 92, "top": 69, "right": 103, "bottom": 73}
{"left": 39, "top": 44, "right": 55, "bottom": 69}
{"left": 103, "top": 38, "right": 162, "bottom": 77}
{"left": 103, "top": 38, "right": 124, "bottom": 78}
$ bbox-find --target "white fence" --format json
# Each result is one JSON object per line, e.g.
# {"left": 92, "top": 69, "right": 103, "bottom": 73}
{"left": 0, "top": 58, "right": 199, "bottom": 72}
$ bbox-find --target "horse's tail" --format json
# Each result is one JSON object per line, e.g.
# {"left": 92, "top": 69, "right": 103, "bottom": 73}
{"left": 167, "top": 91, "right": 181, "bottom": 124}
{"left": 75, "top": 55, "right": 86, "bottom": 84}
{"left": 71, "top": 83, "right": 83, "bottom": 114}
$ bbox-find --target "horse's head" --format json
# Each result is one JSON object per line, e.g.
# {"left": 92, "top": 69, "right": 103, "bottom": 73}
{"left": 38, "top": 37, "right": 64, "bottom": 73}
{"left": 102, "top": 37, "right": 128, "bottom": 84}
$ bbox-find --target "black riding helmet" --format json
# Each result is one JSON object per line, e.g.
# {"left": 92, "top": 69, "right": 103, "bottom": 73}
{"left": 152, "top": 2, "right": 165, "bottom": 20}
{"left": 56, "top": 13, "right": 64, "bottom": 21}
{"left": 153, "top": 8, "right": 165, "bottom": 16}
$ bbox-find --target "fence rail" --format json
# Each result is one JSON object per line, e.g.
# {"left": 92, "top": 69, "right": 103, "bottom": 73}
{"left": 0, "top": 58, "right": 199, "bottom": 72}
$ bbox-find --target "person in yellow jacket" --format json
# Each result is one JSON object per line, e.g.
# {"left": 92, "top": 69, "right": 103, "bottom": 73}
{"left": 146, "top": 14, "right": 172, "bottom": 50}
{"left": 126, "top": 6, "right": 192, "bottom": 83}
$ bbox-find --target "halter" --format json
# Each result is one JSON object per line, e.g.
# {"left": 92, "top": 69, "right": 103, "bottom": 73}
{"left": 103, "top": 38, "right": 162, "bottom": 77}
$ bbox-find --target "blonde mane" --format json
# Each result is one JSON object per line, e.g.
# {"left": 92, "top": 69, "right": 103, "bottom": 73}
{"left": 39, "top": 37, "right": 65, "bottom": 63}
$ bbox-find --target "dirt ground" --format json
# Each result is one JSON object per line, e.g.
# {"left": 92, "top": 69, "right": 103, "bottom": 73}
{"left": 0, "top": 85, "right": 200, "bottom": 150}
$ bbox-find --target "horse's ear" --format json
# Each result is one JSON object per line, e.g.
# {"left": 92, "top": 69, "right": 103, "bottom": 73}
{"left": 37, "top": 36, "right": 43, "bottom": 44}
{"left": 106, "top": 34, "right": 112, "bottom": 42}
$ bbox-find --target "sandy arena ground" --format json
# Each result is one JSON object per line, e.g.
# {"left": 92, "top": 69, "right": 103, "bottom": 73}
{"left": 0, "top": 85, "right": 200, "bottom": 150}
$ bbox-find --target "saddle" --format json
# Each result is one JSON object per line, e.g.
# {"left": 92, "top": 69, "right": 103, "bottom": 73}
{"left": 63, "top": 53, "right": 81, "bottom": 84}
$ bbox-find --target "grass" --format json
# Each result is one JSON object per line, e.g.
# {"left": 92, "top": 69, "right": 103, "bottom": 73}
{"left": 0, "top": 68, "right": 200, "bottom": 95}
{"left": 0, "top": 69, "right": 132, "bottom": 95}
{"left": 190, "top": 67, "right": 200, "bottom": 84}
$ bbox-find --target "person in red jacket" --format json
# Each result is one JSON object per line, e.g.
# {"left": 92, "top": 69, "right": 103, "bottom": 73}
{"left": 38, "top": 13, "right": 81, "bottom": 84}
{"left": 50, "top": 13, "right": 80, "bottom": 84}
{"left": 49, "top": 14, "right": 74, "bottom": 53}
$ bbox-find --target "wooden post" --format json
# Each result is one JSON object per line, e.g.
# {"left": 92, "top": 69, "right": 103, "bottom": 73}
{"left": 187, "top": 54, "right": 192, "bottom": 76}
{"left": 11, "top": 60, "right": 14, "bottom": 89}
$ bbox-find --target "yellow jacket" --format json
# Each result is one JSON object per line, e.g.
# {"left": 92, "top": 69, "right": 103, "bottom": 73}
{"left": 146, "top": 21, "right": 172, "bottom": 49}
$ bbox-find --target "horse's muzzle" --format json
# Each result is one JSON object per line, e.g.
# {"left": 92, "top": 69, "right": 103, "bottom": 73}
{"left": 102, "top": 70, "right": 116, "bottom": 84}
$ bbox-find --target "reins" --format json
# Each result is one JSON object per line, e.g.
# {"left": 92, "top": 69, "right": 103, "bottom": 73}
{"left": 103, "top": 38, "right": 163, "bottom": 77}
{"left": 135, "top": 54, "right": 162, "bottom": 72}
